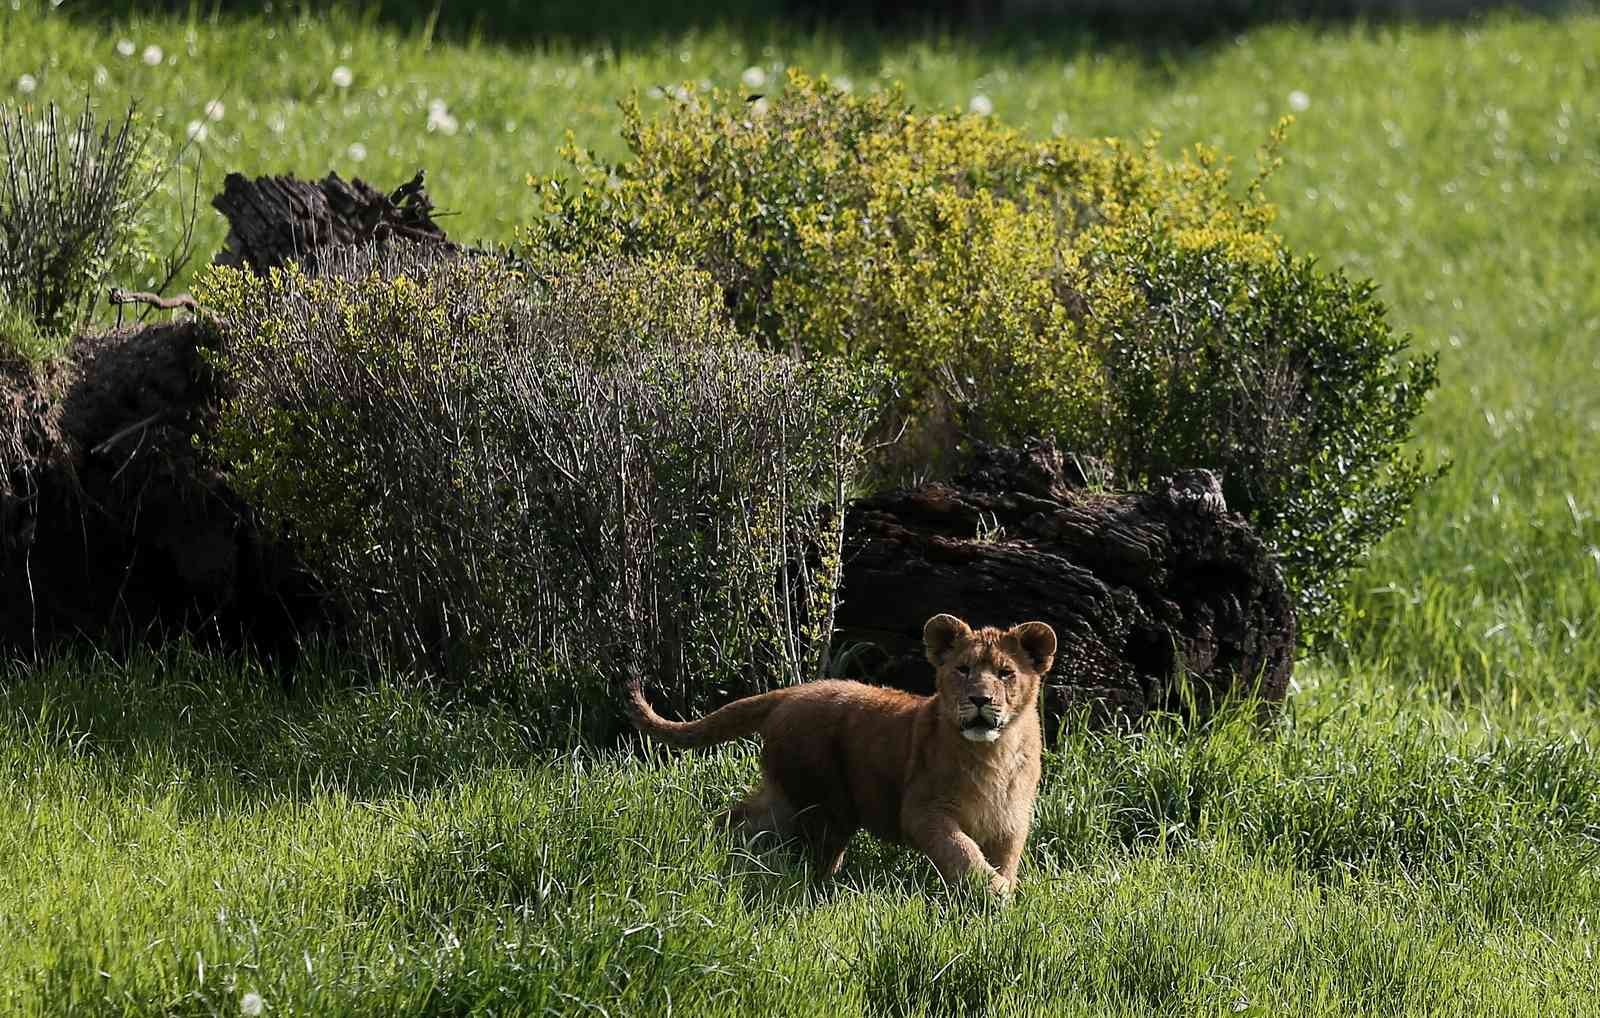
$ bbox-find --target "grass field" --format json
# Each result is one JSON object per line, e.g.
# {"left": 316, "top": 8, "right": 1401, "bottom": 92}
{"left": 4, "top": 2, "right": 1600, "bottom": 1014}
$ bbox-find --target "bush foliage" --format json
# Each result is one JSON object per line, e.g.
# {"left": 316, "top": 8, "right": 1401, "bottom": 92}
{"left": 0, "top": 101, "right": 176, "bottom": 367}
{"left": 524, "top": 72, "right": 1440, "bottom": 645}
{"left": 200, "top": 246, "right": 880, "bottom": 731}
{"left": 1094, "top": 234, "right": 1440, "bottom": 639}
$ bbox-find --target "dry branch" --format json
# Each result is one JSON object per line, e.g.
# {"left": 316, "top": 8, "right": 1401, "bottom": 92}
{"left": 108, "top": 288, "right": 199, "bottom": 312}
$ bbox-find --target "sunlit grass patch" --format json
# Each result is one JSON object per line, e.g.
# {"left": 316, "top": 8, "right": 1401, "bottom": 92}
{"left": 3, "top": 649, "right": 1599, "bottom": 1014}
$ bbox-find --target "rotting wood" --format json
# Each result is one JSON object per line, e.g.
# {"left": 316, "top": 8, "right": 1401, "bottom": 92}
{"left": 835, "top": 439, "right": 1294, "bottom": 731}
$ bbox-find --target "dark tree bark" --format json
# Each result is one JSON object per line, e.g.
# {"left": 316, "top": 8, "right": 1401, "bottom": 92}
{"left": 211, "top": 170, "right": 454, "bottom": 275}
{"left": 835, "top": 439, "right": 1294, "bottom": 732}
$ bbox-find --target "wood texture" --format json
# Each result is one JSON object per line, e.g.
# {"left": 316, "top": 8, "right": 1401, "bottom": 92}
{"left": 836, "top": 440, "right": 1294, "bottom": 730}
{"left": 211, "top": 170, "right": 453, "bottom": 274}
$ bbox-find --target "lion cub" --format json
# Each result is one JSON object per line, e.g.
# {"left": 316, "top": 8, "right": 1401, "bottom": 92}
{"left": 626, "top": 613, "right": 1055, "bottom": 898}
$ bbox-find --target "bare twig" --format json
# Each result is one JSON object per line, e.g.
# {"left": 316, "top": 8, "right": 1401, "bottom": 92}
{"left": 91, "top": 411, "right": 165, "bottom": 456}
{"left": 137, "top": 137, "right": 204, "bottom": 320}
{"left": 108, "top": 288, "right": 199, "bottom": 313}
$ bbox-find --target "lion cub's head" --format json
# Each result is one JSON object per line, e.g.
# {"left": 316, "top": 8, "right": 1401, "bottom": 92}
{"left": 923, "top": 614, "right": 1057, "bottom": 744}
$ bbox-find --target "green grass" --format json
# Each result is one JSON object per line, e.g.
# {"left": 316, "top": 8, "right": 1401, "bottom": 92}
{"left": 3, "top": 2, "right": 1600, "bottom": 1013}
{"left": 5, "top": 650, "right": 1600, "bottom": 1016}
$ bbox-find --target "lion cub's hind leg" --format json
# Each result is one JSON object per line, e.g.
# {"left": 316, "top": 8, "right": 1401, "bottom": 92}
{"left": 794, "top": 806, "right": 851, "bottom": 880}
{"left": 724, "top": 781, "right": 798, "bottom": 851}
{"left": 725, "top": 783, "right": 850, "bottom": 881}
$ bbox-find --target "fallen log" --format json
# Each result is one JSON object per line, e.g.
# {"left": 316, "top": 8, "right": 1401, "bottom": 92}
{"left": 211, "top": 169, "right": 454, "bottom": 274}
{"left": 835, "top": 439, "right": 1294, "bottom": 731}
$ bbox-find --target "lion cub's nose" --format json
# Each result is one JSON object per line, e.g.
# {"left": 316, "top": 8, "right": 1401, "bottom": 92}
{"left": 969, "top": 694, "right": 993, "bottom": 707}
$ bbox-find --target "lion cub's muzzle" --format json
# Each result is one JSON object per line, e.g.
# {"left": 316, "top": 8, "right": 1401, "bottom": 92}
{"left": 957, "top": 698, "right": 1008, "bottom": 743}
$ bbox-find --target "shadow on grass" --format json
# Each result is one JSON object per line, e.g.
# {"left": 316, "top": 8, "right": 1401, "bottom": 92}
{"left": 48, "top": 0, "right": 1586, "bottom": 67}
{"left": 0, "top": 642, "right": 546, "bottom": 805}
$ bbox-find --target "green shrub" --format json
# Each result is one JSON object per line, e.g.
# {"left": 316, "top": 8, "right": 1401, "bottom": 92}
{"left": 525, "top": 72, "right": 1278, "bottom": 453}
{"left": 1088, "top": 232, "right": 1441, "bottom": 645}
{"left": 523, "top": 72, "right": 1440, "bottom": 647}
{"left": 200, "top": 246, "right": 881, "bottom": 733}
{"left": 0, "top": 101, "right": 175, "bottom": 366}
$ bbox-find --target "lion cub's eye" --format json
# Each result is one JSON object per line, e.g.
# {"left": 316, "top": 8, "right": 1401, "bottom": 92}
{"left": 999, "top": 667, "right": 1015, "bottom": 680}
{"left": 957, "top": 665, "right": 971, "bottom": 676}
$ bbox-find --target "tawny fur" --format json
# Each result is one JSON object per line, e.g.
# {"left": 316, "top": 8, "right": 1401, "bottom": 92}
{"left": 626, "top": 614, "right": 1056, "bottom": 898}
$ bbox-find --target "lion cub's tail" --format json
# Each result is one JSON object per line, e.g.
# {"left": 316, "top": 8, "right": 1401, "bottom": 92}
{"left": 624, "top": 679, "right": 784, "bottom": 749}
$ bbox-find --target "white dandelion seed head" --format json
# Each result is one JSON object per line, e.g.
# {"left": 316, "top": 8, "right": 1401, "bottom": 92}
{"left": 185, "top": 120, "right": 207, "bottom": 142}
{"left": 832, "top": 74, "right": 853, "bottom": 94}
{"left": 16, "top": 74, "right": 36, "bottom": 95}
{"left": 426, "top": 107, "right": 458, "bottom": 135}
{"left": 116, "top": 39, "right": 136, "bottom": 57}
{"left": 142, "top": 44, "right": 164, "bottom": 66}
{"left": 749, "top": 97, "right": 770, "bottom": 118}
{"left": 740, "top": 65, "right": 767, "bottom": 89}
{"left": 94, "top": 65, "right": 110, "bottom": 87}
{"left": 968, "top": 93, "right": 994, "bottom": 117}
{"left": 347, "top": 142, "right": 367, "bottom": 162}
{"left": 204, "top": 99, "right": 225, "bottom": 121}
{"left": 425, "top": 96, "right": 459, "bottom": 134}
{"left": 239, "top": 992, "right": 264, "bottom": 1017}
{"left": 1288, "top": 89, "right": 1310, "bottom": 112}
{"left": 331, "top": 65, "right": 353, "bottom": 89}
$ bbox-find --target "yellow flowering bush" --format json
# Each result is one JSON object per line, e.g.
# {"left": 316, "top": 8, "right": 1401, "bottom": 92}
{"left": 524, "top": 73, "right": 1439, "bottom": 645}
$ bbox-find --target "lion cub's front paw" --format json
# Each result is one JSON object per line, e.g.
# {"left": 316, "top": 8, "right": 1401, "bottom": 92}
{"left": 954, "top": 866, "right": 1010, "bottom": 903}
{"left": 985, "top": 871, "right": 1013, "bottom": 901}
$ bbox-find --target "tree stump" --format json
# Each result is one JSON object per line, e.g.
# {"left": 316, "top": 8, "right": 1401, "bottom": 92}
{"left": 835, "top": 439, "right": 1295, "bottom": 731}
{"left": 211, "top": 170, "right": 454, "bottom": 274}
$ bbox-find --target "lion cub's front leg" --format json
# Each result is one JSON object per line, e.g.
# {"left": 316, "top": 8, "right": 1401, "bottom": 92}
{"left": 984, "top": 830, "right": 1027, "bottom": 894}
{"left": 906, "top": 815, "right": 1010, "bottom": 898}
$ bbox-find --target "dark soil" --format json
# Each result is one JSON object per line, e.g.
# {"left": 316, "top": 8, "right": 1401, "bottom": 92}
{"left": 0, "top": 321, "right": 328, "bottom": 659}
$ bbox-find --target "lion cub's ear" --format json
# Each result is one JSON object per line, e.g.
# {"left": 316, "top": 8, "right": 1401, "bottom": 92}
{"left": 923, "top": 614, "right": 973, "bottom": 665}
{"left": 1009, "top": 621, "right": 1057, "bottom": 674}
